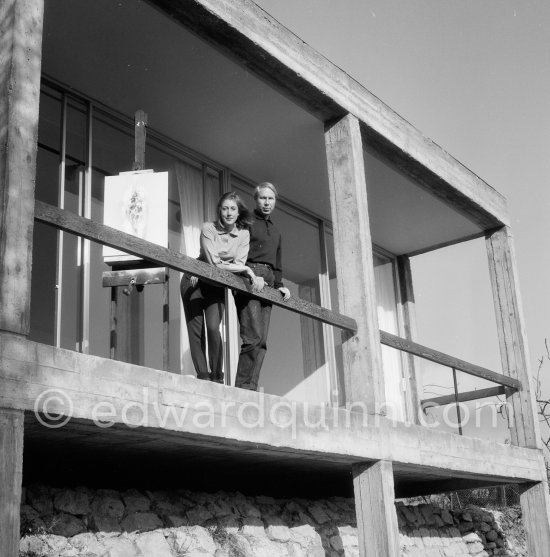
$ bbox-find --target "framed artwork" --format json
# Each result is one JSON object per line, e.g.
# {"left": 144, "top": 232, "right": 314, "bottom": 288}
{"left": 103, "top": 169, "right": 168, "bottom": 264}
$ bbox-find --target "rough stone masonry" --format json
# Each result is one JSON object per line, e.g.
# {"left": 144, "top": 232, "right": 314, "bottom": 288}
{"left": 19, "top": 485, "right": 525, "bottom": 556}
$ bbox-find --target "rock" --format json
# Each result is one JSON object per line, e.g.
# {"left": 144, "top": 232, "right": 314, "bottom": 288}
{"left": 27, "top": 484, "right": 54, "bottom": 515}
{"left": 120, "top": 511, "right": 163, "bottom": 532}
{"left": 441, "top": 509, "right": 454, "bottom": 525}
{"left": 101, "top": 535, "right": 137, "bottom": 557}
{"left": 186, "top": 504, "right": 214, "bottom": 525}
{"left": 329, "top": 534, "right": 344, "bottom": 551}
{"left": 164, "top": 514, "right": 188, "bottom": 528}
{"left": 151, "top": 490, "right": 183, "bottom": 515}
{"left": 307, "top": 503, "right": 331, "bottom": 525}
{"left": 237, "top": 501, "right": 262, "bottom": 518}
{"left": 134, "top": 531, "right": 173, "bottom": 557}
{"left": 207, "top": 499, "right": 233, "bottom": 518}
{"left": 90, "top": 491, "right": 125, "bottom": 532}
{"left": 241, "top": 517, "right": 266, "bottom": 537}
{"left": 266, "top": 522, "right": 291, "bottom": 542}
{"left": 54, "top": 489, "right": 91, "bottom": 516}
{"left": 20, "top": 504, "right": 46, "bottom": 534}
{"left": 290, "top": 523, "right": 321, "bottom": 547}
{"left": 49, "top": 512, "right": 87, "bottom": 537}
{"left": 20, "top": 535, "right": 48, "bottom": 555}
{"left": 121, "top": 489, "right": 150, "bottom": 513}
{"left": 70, "top": 532, "right": 106, "bottom": 555}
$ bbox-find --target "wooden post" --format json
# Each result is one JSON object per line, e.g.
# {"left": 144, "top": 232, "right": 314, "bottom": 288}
{"left": 520, "top": 480, "right": 550, "bottom": 557}
{"left": 0, "top": 409, "right": 24, "bottom": 557}
{"left": 485, "top": 226, "right": 540, "bottom": 448}
{"left": 0, "top": 2, "right": 43, "bottom": 554}
{"left": 352, "top": 460, "right": 400, "bottom": 557}
{"left": 0, "top": 0, "right": 44, "bottom": 335}
{"left": 486, "top": 226, "right": 550, "bottom": 552}
{"left": 133, "top": 109, "right": 148, "bottom": 171}
{"left": 396, "top": 256, "right": 420, "bottom": 423}
{"left": 324, "top": 114, "right": 384, "bottom": 411}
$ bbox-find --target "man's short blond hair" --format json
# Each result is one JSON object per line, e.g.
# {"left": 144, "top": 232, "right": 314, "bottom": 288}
{"left": 254, "top": 182, "right": 278, "bottom": 200}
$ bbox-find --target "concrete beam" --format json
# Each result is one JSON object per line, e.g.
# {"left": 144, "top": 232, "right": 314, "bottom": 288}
{"left": 0, "top": 332, "right": 545, "bottom": 486}
{"left": 147, "top": 0, "right": 509, "bottom": 230}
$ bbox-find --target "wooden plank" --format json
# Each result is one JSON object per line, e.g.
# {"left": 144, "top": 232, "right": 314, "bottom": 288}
{"left": 520, "top": 480, "right": 550, "bottom": 557}
{"left": 132, "top": 109, "right": 148, "bottom": 171}
{"left": 380, "top": 330, "right": 521, "bottom": 390}
{"left": 325, "top": 114, "right": 384, "bottom": 409}
{"left": 34, "top": 200, "right": 357, "bottom": 332}
{"left": 0, "top": 408, "right": 24, "bottom": 557}
{"left": 486, "top": 227, "right": 540, "bottom": 448}
{"left": 421, "top": 386, "right": 506, "bottom": 408}
{"left": 147, "top": 0, "right": 509, "bottom": 230}
{"left": 396, "top": 256, "right": 420, "bottom": 423}
{"left": 0, "top": 0, "right": 44, "bottom": 335}
{"left": 353, "top": 461, "right": 400, "bottom": 557}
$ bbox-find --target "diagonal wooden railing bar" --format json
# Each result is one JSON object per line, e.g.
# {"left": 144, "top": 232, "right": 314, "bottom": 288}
{"left": 420, "top": 386, "right": 507, "bottom": 409}
{"left": 379, "top": 330, "right": 521, "bottom": 390}
{"left": 35, "top": 201, "right": 357, "bottom": 332}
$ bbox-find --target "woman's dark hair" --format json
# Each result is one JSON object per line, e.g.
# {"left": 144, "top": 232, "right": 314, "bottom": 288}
{"left": 217, "top": 192, "right": 254, "bottom": 230}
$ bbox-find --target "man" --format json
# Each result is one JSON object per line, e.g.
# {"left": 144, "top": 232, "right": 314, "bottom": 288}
{"left": 234, "top": 182, "right": 291, "bottom": 391}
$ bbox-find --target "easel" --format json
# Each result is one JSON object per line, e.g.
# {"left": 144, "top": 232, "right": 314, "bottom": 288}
{"left": 102, "top": 110, "right": 170, "bottom": 370}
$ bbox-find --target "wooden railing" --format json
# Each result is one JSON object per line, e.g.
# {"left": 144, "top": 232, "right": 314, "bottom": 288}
{"left": 34, "top": 201, "right": 357, "bottom": 332}
{"left": 380, "top": 330, "right": 520, "bottom": 434}
{"left": 35, "top": 200, "right": 521, "bottom": 432}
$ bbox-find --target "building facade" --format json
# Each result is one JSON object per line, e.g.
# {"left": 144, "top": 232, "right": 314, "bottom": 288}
{"left": 1, "top": 1, "right": 549, "bottom": 555}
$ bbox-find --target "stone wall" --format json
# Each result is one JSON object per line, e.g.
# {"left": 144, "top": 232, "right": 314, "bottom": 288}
{"left": 19, "top": 485, "right": 525, "bottom": 556}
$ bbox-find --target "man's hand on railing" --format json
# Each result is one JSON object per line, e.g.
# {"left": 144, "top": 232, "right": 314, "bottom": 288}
{"left": 278, "top": 286, "right": 291, "bottom": 301}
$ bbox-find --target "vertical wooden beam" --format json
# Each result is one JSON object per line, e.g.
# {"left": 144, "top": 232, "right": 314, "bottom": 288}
{"left": 396, "top": 255, "right": 420, "bottom": 423}
{"left": 520, "top": 477, "right": 550, "bottom": 557}
{"left": 486, "top": 226, "right": 540, "bottom": 448}
{"left": 0, "top": 408, "right": 24, "bottom": 557}
{"left": 487, "top": 227, "right": 550, "bottom": 551}
{"left": 352, "top": 460, "right": 400, "bottom": 557}
{"left": 325, "top": 114, "right": 384, "bottom": 410}
{"left": 0, "top": 0, "right": 44, "bottom": 335}
{"left": 0, "top": 3, "right": 42, "bottom": 553}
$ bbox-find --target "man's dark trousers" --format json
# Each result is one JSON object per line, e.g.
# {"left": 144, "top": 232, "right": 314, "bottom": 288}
{"left": 234, "top": 265, "right": 274, "bottom": 390}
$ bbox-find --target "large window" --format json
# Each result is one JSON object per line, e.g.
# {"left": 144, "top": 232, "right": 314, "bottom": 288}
{"left": 33, "top": 79, "right": 410, "bottom": 411}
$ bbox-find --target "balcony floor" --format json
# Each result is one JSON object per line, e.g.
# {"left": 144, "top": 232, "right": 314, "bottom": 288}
{"left": 1, "top": 333, "right": 544, "bottom": 498}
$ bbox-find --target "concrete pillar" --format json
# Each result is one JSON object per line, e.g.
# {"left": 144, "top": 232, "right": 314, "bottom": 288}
{"left": 353, "top": 460, "right": 400, "bottom": 557}
{"left": 324, "top": 114, "right": 384, "bottom": 411}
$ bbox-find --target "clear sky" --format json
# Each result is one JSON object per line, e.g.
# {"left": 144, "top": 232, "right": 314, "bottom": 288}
{"left": 255, "top": 0, "right": 550, "bottom": 401}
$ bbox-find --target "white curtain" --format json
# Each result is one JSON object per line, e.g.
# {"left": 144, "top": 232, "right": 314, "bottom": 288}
{"left": 374, "top": 259, "right": 406, "bottom": 421}
{"left": 174, "top": 162, "right": 219, "bottom": 374}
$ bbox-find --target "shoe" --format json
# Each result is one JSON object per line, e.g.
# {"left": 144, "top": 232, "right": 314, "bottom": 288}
{"left": 210, "top": 373, "right": 224, "bottom": 384}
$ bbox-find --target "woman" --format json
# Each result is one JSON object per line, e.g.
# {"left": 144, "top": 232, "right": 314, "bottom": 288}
{"left": 181, "top": 192, "right": 259, "bottom": 383}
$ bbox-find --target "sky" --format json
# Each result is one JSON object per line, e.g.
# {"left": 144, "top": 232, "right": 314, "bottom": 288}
{"left": 254, "top": 0, "right": 550, "bottom": 404}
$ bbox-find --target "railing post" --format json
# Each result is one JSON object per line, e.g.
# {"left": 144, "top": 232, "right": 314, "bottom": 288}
{"left": 452, "top": 368, "right": 463, "bottom": 435}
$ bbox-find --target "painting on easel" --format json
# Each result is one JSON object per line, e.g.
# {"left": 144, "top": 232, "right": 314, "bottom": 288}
{"left": 103, "top": 169, "right": 168, "bottom": 264}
